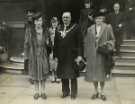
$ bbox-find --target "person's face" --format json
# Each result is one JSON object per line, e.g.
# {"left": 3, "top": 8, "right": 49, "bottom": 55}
{"left": 84, "top": 3, "right": 90, "bottom": 8}
{"left": 52, "top": 21, "right": 58, "bottom": 28}
{"left": 95, "top": 16, "right": 104, "bottom": 25}
{"left": 34, "top": 17, "right": 43, "bottom": 26}
{"left": 27, "top": 11, "right": 34, "bottom": 21}
{"left": 62, "top": 13, "right": 71, "bottom": 25}
{"left": 114, "top": 4, "right": 120, "bottom": 12}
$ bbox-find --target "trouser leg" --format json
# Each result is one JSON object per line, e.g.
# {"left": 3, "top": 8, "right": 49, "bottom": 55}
{"left": 61, "top": 79, "right": 70, "bottom": 95}
{"left": 115, "top": 31, "right": 123, "bottom": 55}
{"left": 24, "top": 59, "right": 29, "bottom": 74}
{"left": 115, "top": 39, "right": 120, "bottom": 55}
{"left": 71, "top": 78, "right": 77, "bottom": 96}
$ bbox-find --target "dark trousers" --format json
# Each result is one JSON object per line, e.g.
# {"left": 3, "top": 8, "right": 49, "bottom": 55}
{"left": 61, "top": 78, "right": 77, "bottom": 96}
{"left": 114, "top": 30, "right": 123, "bottom": 55}
{"left": 24, "top": 59, "right": 29, "bottom": 74}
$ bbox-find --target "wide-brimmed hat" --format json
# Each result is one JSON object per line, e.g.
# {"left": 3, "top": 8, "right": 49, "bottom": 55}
{"left": 93, "top": 11, "right": 105, "bottom": 19}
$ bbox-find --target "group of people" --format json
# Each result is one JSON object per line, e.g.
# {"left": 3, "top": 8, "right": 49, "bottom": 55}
{"left": 80, "top": 1, "right": 124, "bottom": 56}
{"left": 24, "top": 1, "right": 130, "bottom": 101}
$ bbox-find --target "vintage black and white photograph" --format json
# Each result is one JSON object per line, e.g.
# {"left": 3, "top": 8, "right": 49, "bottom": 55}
{"left": 0, "top": 0, "right": 135, "bottom": 104}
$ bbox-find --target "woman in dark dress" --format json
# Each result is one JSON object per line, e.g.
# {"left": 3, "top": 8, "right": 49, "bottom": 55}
{"left": 48, "top": 17, "right": 60, "bottom": 83}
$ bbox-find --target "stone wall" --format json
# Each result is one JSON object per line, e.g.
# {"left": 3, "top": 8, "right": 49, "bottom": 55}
{"left": 0, "top": 1, "right": 34, "bottom": 56}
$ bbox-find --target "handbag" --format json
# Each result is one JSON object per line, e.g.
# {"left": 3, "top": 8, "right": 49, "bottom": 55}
{"left": 97, "top": 44, "right": 113, "bottom": 55}
{"left": 97, "top": 44, "right": 114, "bottom": 75}
{"left": 73, "top": 59, "right": 86, "bottom": 72}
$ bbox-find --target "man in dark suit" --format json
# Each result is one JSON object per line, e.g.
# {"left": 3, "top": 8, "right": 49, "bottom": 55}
{"left": 107, "top": 3, "right": 124, "bottom": 56}
{"left": 125, "top": 0, "right": 135, "bottom": 39}
{"left": 54, "top": 12, "right": 83, "bottom": 99}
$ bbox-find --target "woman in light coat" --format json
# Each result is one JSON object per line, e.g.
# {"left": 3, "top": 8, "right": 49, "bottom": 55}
{"left": 84, "top": 13, "right": 115, "bottom": 101}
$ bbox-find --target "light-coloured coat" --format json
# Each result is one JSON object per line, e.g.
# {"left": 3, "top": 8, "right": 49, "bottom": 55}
{"left": 84, "top": 23, "right": 115, "bottom": 82}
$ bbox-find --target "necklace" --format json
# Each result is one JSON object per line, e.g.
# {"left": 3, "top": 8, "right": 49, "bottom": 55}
{"left": 60, "top": 24, "right": 76, "bottom": 38}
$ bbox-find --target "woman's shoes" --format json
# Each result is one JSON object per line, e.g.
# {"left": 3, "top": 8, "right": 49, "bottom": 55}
{"left": 29, "top": 79, "right": 34, "bottom": 84}
{"left": 51, "top": 78, "right": 60, "bottom": 83}
{"left": 33, "top": 93, "right": 40, "bottom": 100}
{"left": 91, "top": 93, "right": 107, "bottom": 101}
{"left": 91, "top": 93, "right": 99, "bottom": 100}
{"left": 41, "top": 93, "right": 47, "bottom": 99}
{"left": 98, "top": 94, "right": 107, "bottom": 101}
{"left": 33, "top": 93, "right": 47, "bottom": 100}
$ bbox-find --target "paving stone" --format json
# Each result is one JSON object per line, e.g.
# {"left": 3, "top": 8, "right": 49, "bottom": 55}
{"left": 0, "top": 74, "right": 135, "bottom": 104}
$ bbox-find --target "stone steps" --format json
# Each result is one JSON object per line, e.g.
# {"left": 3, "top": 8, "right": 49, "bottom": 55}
{"left": 121, "top": 44, "right": 135, "bottom": 50}
{"left": 112, "top": 39, "right": 135, "bottom": 76}
{"left": 120, "top": 49, "right": 135, "bottom": 57}
{"left": 122, "top": 40, "right": 135, "bottom": 45}
{"left": 115, "top": 57, "right": 135, "bottom": 63}
{"left": 0, "top": 62, "right": 24, "bottom": 74}
{"left": 112, "top": 69, "right": 135, "bottom": 77}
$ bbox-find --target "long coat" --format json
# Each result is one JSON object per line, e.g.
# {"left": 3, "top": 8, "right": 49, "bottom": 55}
{"left": 24, "top": 24, "right": 49, "bottom": 81}
{"left": 79, "top": 8, "right": 94, "bottom": 37}
{"left": 54, "top": 24, "right": 83, "bottom": 79}
{"left": 84, "top": 23, "right": 115, "bottom": 82}
{"left": 125, "top": 8, "right": 135, "bottom": 36}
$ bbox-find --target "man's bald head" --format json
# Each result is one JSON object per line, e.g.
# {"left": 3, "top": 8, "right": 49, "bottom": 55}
{"left": 62, "top": 12, "right": 71, "bottom": 18}
{"left": 62, "top": 12, "right": 72, "bottom": 26}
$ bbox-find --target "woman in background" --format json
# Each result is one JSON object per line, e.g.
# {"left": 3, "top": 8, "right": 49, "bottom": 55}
{"left": 24, "top": 9, "right": 34, "bottom": 83}
{"left": 48, "top": 17, "right": 60, "bottom": 83}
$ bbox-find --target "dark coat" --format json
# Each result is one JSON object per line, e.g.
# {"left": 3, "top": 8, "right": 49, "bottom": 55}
{"left": 107, "top": 12, "right": 124, "bottom": 32}
{"left": 107, "top": 12, "right": 124, "bottom": 44}
{"left": 79, "top": 8, "right": 94, "bottom": 36}
{"left": 54, "top": 24, "right": 83, "bottom": 79}
{"left": 125, "top": 8, "right": 135, "bottom": 34}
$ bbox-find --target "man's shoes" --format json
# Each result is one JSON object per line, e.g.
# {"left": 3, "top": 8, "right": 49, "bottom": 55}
{"left": 33, "top": 93, "right": 40, "bottom": 100}
{"left": 91, "top": 93, "right": 99, "bottom": 100}
{"left": 61, "top": 93, "right": 70, "bottom": 98}
{"left": 41, "top": 93, "right": 47, "bottom": 99}
{"left": 29, "top": 79, "right": 34, "bottom": 84}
